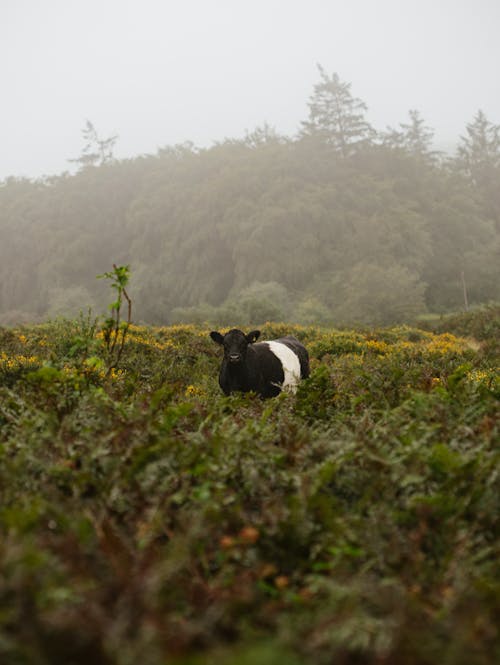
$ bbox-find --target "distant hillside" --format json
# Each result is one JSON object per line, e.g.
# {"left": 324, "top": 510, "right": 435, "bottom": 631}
{"left": 1, "top": 74, "right": 499, "bottom": 327}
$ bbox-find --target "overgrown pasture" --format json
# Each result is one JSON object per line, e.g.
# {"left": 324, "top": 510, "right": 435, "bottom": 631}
{"left": 0, "top": 313, "right": 498, "bottom": 665}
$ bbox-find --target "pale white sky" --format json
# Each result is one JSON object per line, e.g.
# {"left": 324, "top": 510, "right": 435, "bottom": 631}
{"left": 2, "top": 0, "right": 499, "bottom": 179}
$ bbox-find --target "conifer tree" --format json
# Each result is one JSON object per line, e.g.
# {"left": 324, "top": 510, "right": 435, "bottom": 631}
{"left": 69, "top": 120, "right": 118, "bottom": 168}
{"left": 456, "top": 110, "right": 500, "bottom": 225}
{"left": 457, "top": 110, "right": 500, "bottom": 182}
{"left": 300, "top": 65, "right": 374, "bottom": 157}
{"left": 400, "top": 109, "right": 435, "bottom": 157}
{"left": 383, "top": 109, "right": 436, "bottom": 160}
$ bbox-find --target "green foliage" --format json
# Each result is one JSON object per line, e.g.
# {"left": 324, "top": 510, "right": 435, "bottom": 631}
{"left": 171, "top": 282, "right": 291, "bottom": 327}
{"left": 1, "top": 90, "right": 499, "bottom": 327}
{"left": 0, "top": 313, "right": 498, "bottom": 664}
{"left": 97, "top": 264, "right": 132, "bottom": 375}
{"left": 422, "top": 304, "right": 500, "bottom": 362}
{"left": 328, "top": 262, "right": 428, "bottom": 325}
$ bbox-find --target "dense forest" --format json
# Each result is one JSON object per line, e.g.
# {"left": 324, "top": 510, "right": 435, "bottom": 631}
{"left": 1, "top": 68, "right": 499, "bottom": 326}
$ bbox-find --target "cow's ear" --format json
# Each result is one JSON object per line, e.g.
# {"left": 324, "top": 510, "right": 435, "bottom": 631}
{"left": 210, "top": 331, "right": 224, "bottom": 345}
{"left": 246, "top": 330, "right": 261, "bottom": 344}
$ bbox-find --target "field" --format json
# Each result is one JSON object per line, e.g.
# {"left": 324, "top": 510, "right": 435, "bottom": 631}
{"left": 0, "top": 309, "right": 498, "bottom": 665}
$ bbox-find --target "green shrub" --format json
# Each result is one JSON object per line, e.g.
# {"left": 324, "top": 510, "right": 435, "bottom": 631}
{"left": 0, "top": 315, "right": 497, "bottom": 665}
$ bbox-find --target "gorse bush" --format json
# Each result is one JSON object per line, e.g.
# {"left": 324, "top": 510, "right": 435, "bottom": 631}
{"left": 0, "top": 313, "right": 498, "bottom": 665}
{"left": 425, "top": 304, "right": 500, "bottom": 362}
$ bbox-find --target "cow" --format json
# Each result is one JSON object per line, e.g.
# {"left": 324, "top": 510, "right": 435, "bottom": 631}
{"left": 209, "top": 328, "right": 310, "bottom": 398}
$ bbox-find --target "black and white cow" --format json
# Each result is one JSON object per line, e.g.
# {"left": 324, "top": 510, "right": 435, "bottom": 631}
{"left": 210, "top": 328, "right": 310, "bottom": 398}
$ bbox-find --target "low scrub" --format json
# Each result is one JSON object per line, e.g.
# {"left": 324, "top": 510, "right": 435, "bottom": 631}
{"left": 0, "top": 317, "right": 498, "bottom": 664}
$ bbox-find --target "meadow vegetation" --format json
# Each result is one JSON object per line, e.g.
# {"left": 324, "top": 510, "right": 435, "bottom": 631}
{"left": 0, "top": 307, "right": 498, "bottom": 664}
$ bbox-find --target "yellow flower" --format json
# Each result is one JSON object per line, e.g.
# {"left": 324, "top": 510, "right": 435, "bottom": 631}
{"left": 364, "top": 339, "right": 389, "bottom": 354}
{"left": 0, "top": 353, "right": 39, "bottom": 371}
{"left": 185, "top": 384, "right": 205, "bottom": 397}
{"left": 109, "top": 367, "right": 125, "bottom": 381}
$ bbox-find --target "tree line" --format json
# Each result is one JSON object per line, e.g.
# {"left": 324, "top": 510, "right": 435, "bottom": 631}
{"left": 1, "top": 67, "right": 499, "bottom": 327}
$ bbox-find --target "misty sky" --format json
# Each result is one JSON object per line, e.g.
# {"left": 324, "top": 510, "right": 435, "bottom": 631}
{"left": 2, "top": 0, "right": 500, "bottom": 180}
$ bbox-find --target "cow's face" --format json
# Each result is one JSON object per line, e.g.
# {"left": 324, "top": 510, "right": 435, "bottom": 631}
{"left": 210, "top": 328, "right": 260, "bottom": 364}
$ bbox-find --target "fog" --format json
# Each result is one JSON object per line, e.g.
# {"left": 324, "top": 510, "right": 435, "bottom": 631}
{"left": 2, "top": 0, "right": 499, "bottom": 180}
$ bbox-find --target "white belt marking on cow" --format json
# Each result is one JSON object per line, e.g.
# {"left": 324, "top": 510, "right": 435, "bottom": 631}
{"left": 266, "top": 341, "right": 301, "bottom": 393}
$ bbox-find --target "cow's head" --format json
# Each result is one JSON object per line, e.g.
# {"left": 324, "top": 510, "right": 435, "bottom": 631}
{"left": 210, "top": 328, "right": 260, "bottom": 364}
